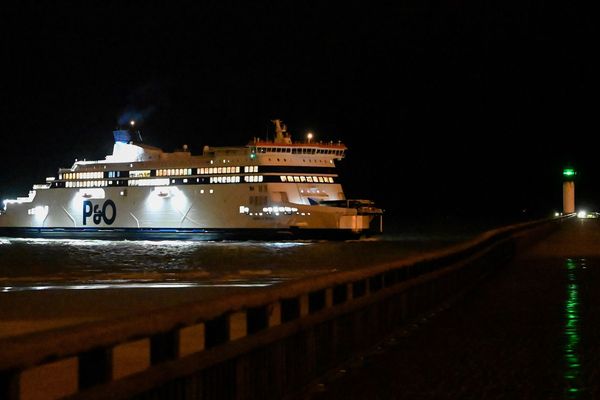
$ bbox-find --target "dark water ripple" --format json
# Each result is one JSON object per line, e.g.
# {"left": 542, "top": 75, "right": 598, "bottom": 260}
{"left": 0, "top": 235, "right": 459, "bottom": 291}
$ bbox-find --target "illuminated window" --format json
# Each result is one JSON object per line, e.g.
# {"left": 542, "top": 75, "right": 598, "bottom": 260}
{"left": 281, "top": 176, "right": 287, "bottom": 182}
{"left": 293, "top": 176, "right": 300, "bottom": 182}
{"left": 300, "top": 176, "right": 306, "bottom": 182}
{"left": 130, "top": 170, "right": 151, "bottom": 178}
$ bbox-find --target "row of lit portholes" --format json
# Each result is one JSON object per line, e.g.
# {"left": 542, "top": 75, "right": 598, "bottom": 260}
{"left": 280, "top": 176, "right": 334, "bottom": 183}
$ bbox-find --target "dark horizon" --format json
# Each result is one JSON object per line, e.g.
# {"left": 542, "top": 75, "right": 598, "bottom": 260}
{"left": 0, "top": 3, "right": 595, "bottom": 228}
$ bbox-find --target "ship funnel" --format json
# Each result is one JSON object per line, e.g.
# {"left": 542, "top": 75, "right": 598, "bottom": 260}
{"left": 113, "top": 127, "right": 143, "bottom": 144}
{"left": 113, "top": 129, "right": 132, "bottom": 143}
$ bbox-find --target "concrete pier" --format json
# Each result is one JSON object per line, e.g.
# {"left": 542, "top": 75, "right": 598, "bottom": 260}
{"left": 0, "top": 217, "right": 569, "bottom": 400}
{"left": 301, "top": 218, "right": 600, "bottom": 399}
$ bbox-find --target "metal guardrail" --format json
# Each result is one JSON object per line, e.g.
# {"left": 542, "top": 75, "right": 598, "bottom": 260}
{"left": 0, "top": 216, "right": 568, "bottom": 400}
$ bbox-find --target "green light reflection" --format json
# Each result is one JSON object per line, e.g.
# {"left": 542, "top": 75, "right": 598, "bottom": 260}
{"left": 564, "top": 258, "right": 582, "bottom": 398}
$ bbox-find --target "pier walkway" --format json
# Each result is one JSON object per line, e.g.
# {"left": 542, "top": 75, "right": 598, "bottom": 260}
{"left": 300, "top": 218, "right": 599, "bottom": 399}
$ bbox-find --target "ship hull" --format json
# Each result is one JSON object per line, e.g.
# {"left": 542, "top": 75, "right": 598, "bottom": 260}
{"left": 0, "top": 226, "right": 365, "bottom": 241}
{"left": 0, "top": 185, "right": 381, "bottom": 241}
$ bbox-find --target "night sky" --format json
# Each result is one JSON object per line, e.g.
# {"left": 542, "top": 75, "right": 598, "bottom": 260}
{"left": 0, "top": 3, "right": 596, "bottom": 230}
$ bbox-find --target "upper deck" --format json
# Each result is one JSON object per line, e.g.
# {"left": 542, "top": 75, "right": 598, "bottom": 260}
{"left": 41, "top": 120, "right": 346, "bottom": 190}
{"left": 60, "top": 119, "right": 346, "bottom": 174}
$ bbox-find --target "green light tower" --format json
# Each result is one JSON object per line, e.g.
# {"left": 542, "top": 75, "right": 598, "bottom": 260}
{"left": 563, "top": 167, "right": 576, "bottom": 214}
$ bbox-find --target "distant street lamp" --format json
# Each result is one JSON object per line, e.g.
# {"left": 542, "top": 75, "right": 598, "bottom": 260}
{"left": 307, "top": 132, "right": 314, "bottom": 143}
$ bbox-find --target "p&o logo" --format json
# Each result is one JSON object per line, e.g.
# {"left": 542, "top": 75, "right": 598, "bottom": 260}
{"left": 83, "top": 200, "right": 117, "bottom": 225}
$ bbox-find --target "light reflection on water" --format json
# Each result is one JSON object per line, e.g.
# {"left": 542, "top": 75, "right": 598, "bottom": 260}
{"left": 2, "top": 281, "right": 276, "bottom": 292}
{"left": 0, "top": 236, "right": 459, "bottom": 292}
{"left": 564, "top": 258, "right": 583, "bottom": 398}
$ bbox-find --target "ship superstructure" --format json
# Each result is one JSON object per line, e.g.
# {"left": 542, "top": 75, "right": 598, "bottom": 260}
{"left": 0, "top": 120, "right": 383, "bottom": 240}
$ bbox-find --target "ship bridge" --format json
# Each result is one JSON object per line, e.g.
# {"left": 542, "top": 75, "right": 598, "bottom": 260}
{"left": 248, "top": 119, "right": 347, "bottom": 160}
{"left": 249, "top": 141, "right": 346, "bottom": 158}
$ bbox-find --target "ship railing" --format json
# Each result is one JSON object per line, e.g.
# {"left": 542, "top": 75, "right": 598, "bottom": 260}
{"left": 318, "top": 199, "right": 382, "bottom": 213}
{"left": 356, "top": 205, "right": 384, "bottom": 215}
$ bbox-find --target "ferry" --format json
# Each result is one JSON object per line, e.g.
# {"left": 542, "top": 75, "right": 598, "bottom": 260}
{"left": 0, "top": 120, "right": 383, "bottom": 240}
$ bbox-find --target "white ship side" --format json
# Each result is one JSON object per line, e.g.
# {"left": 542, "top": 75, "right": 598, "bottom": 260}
{"left": 0, "top": 120, "right": 383, "bottom": 240}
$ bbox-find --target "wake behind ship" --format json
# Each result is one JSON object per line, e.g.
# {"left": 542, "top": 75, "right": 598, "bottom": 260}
{"left": 0, "top": 120, "right": 383, "bottom": 240}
